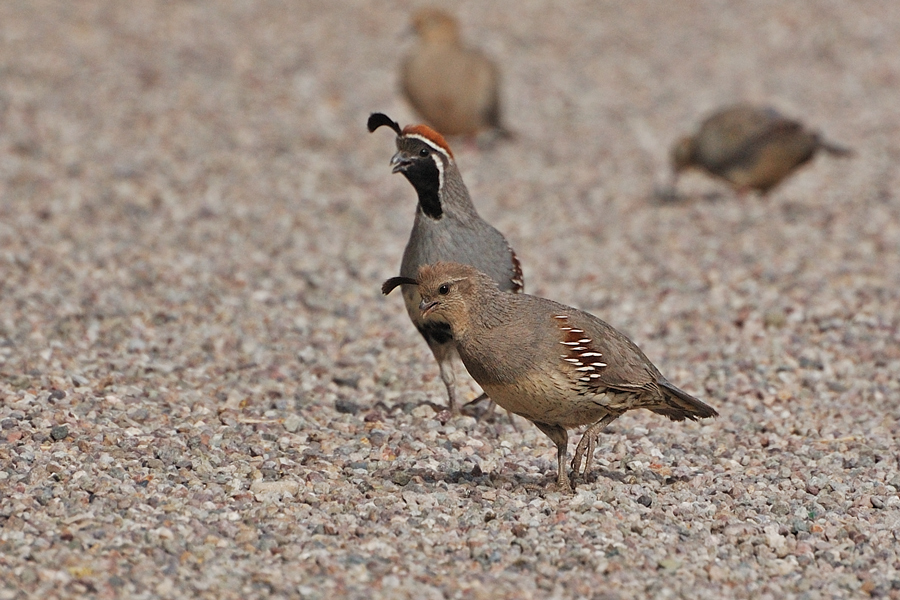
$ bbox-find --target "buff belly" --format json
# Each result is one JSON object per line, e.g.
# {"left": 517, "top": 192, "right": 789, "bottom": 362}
{"left": 480, "top": 374, "right": 617, "bottom": 429}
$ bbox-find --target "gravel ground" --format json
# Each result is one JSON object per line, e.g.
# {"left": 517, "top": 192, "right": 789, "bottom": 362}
{"left": 2, "top": 1, "right": 900, "bottom": 598}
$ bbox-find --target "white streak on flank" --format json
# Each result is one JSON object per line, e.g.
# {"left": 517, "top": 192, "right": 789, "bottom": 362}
{"left": 557, "top": 314, "right": 610, "bottom": 376}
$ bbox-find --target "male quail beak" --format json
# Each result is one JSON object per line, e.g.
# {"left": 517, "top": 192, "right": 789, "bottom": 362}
{"left": 390, "top": 151, "right": 413, "bottom": 174}
{"left": 419, "top": 298, "right": 439, "bottom": 318}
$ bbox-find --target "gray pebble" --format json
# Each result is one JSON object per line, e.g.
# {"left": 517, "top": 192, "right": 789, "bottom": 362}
{"left": 334, "top": 398, "right": 361, "bottom": 414}
{"left": 283, "top": 414, "right": 303, "bottom": 433}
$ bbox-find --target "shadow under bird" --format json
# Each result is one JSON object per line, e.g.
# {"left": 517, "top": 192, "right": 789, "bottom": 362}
{"left": 383, "top": 262, "right": 718, "bottom": 492}
{"left": 400, "top": 7, "right": 511, "bottom": 139}
{"left": 368, "top": 113, "right": 523, "bottom": 415}
{"left": 671, "top": 103, "right": 852, "bottom": 196}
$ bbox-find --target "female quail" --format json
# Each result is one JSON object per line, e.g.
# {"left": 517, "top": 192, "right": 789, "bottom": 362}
{"left": 384, "top": 262, "right": 718, "bottom": 492}
{"left": 671, "top": 103, "right": 852, "bottom": 195}
{"left": 400, "top": 8, "right": 510, "bottom": 138}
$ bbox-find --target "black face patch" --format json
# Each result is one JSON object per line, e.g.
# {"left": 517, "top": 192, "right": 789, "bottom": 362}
{"left": 398, "top": 140, "right": 443, "bottom": 219}
{"left": 417, "top": 321, "right": 452, "bottom": 345}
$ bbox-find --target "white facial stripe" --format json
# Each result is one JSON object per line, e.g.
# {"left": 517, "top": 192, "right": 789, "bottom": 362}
{"left": 404, "top": 134, "right": 450, "bottom": 158}
{"left": 432, "top": 152, "right": 444, "bottom": 191}
{"left": 405, "top": 134, "right": 448, "bottom": 191}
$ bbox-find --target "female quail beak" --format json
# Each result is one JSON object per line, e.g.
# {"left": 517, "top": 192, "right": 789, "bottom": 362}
{"left": 418, "top": 298, "right": 439, "bottom": 318}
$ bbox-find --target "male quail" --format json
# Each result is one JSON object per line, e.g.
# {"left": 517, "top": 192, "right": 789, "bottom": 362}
{"left": 383, "top": 262, "right": 718, "bottom": 492}
{"left": 671, "top": 103, "right": 852, "bottom": 195}
{"left": 368, "top": 113, "right": 523, "bottom": 414}
{"left": 400, "top": 8, "right": 510, "bottom": 138}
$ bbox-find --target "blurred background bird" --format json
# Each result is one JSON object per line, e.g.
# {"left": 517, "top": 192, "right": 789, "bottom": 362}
{"left": 670, "top": 103, "right": 852, "bottom": 196}
{"left": 400, "top": 7, "right": 512, "bottom": 140}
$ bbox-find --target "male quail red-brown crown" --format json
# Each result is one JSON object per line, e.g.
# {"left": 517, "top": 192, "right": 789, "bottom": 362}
{"left": 369, "top": 114, "right": 523, "bottom": 415}
{"left": 400, "top": 8, "right": 510, "bottom": 138}
{"left": 383, "top": 262, "right": 718, "bottom": 492}
{"left": 671, "top": 103, "right": 852, "bottom": 195}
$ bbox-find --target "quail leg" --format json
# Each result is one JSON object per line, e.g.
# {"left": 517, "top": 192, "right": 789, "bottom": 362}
{"left": 533, "top": 422, "right": 571, "bottom": 492}
{"left": 437, "top": 358, "right": 458, "bottom": 414}
{"left": 571, "top": 413, "right": 620, "bottom": 480}
{"left": 427, "top": 341, "right": 458, "bottom": 414}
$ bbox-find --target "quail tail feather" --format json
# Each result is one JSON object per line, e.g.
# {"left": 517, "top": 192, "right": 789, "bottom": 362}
{"left": 655, "top": 379, "right": 719, "bottom": 421}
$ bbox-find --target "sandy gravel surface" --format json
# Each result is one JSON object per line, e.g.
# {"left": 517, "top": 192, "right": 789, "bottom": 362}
{"left": 1, "top": 1, "right": 900, "bottom": 598}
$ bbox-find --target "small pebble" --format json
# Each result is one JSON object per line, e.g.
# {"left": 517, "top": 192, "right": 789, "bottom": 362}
{"left": 333, "top": 375, "right": 361, "bottom": 389}
{"left": 334, "top": 398, "right": 361, "bottom": 414}
{"left": 283, "top": 414, "right": 303, "bottom": 433}
{"left": 658, "top": 559, "right": 681, "bottom": 572}
{"left": 0, "top": 5, "right": 895, "bottom": 599}
{"left": 391, "top": 472, "right": 411, "bottom": 486}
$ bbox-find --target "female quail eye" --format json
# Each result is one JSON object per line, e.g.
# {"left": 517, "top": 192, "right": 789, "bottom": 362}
{"left": 438, "top": 284, "right": 450, "bottom": 295}
{"left": 419, "top": 148, "right": 429, "bottom": 157}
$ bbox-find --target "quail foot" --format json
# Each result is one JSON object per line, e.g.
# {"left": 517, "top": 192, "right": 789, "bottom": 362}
{"left": 671, "top": 103, "right": 852, "bottom": 195}
{"left": 400, "top": 8, "right": 511, "bottom": 139}
{"left": 368, "top": 113, "right": 523, "bottom": 416}
{"left": 383, "top": 262, "right": 718, "bottom": 492}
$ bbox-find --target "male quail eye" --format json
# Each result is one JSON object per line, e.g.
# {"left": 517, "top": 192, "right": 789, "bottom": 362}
{"left": 438, "top": 284, "right": 450, "bottom": 295}
{"left": 419, "top": 148, "right": 429, "bottom": 157}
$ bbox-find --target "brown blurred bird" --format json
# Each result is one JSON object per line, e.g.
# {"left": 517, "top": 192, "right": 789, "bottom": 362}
{"left": 671, "top": 104, "right": 852, "bottom": 195}
{"left": 400, "top": 8, "right": 510, "bottom": 138}
{"left": 383, "top": 262, "right": 717, "bottom": 492}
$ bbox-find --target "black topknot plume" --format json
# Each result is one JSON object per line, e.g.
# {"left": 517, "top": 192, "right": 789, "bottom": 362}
{"left": 382, "top": 276, "right": 418, "bottom": 295}
{"left": 368, "top": 112, "right": 403, "bottom": 136}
